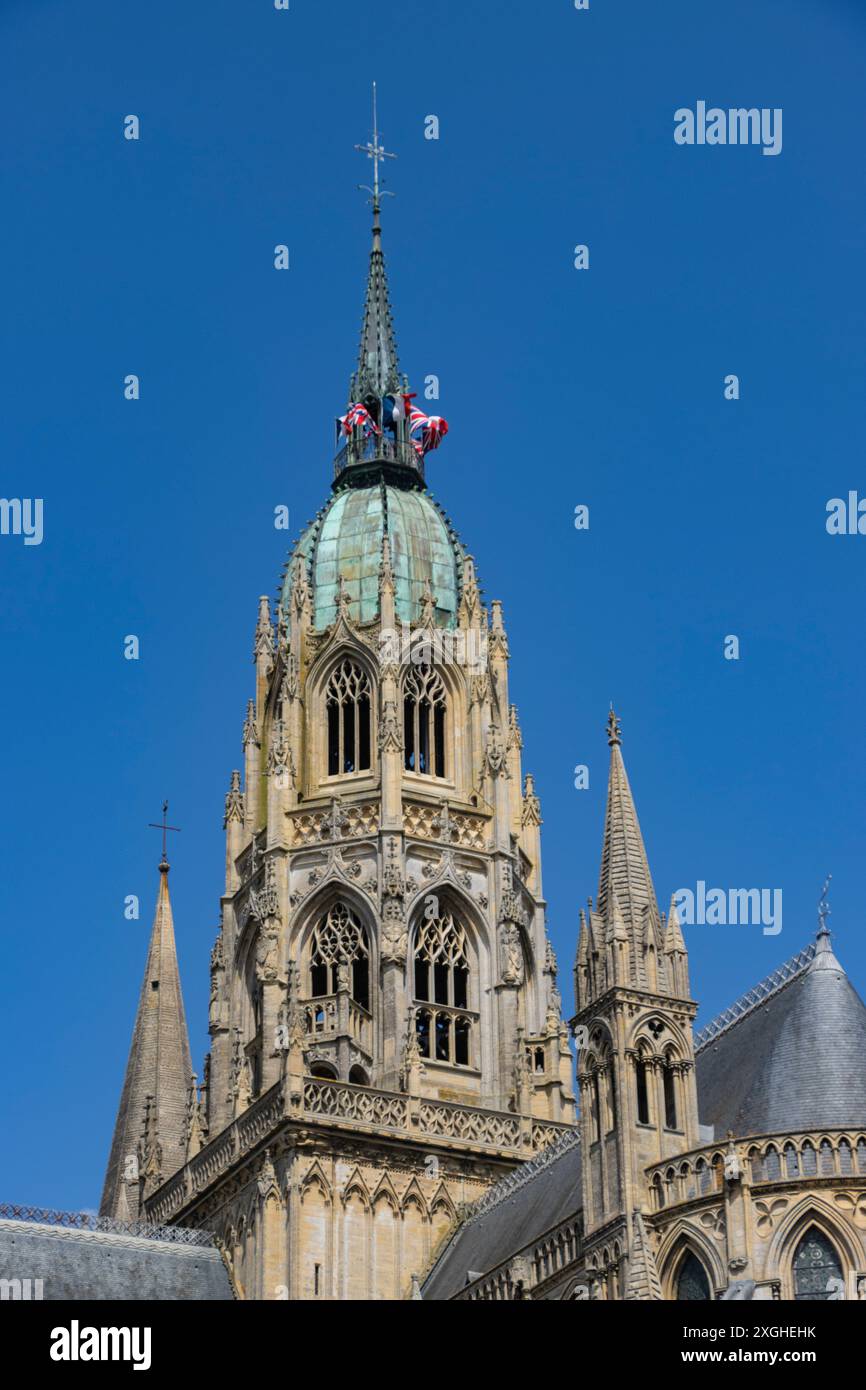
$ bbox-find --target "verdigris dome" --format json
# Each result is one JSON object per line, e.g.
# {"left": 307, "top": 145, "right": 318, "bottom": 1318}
{"left": 282, "top": 480, "right": 466, "bottom": 631}
{"left": 280, "top": 183, "right": 466, "bottom": 633}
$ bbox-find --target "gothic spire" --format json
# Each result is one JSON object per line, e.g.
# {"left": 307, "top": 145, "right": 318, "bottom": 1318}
{"left": 352, "top": 83, "right": 401, "bottom": 402}
{"left": 597, "top": 709, "right": 658, "bottom": 928}
{"left": 100, "top": 857, "right": 193, "bottom": 1220}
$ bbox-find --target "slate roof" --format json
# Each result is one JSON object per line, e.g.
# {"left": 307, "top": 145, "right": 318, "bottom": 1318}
{"left": 0, "top": 1216, "right": 233, "bottom": 1301}
{"left": 421, "top": 1128, "right": 581, "bottom": 1301}
{"left": 695, "top": 930, "right": 866, "bottom": 1138}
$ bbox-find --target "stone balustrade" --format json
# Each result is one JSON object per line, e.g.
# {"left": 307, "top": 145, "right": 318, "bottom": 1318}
{"left": 146, "top": 1076, "right": 573, "bottom": 1227}
{"left": 645, "top": 1129, "right": 866, "bottom": 1212}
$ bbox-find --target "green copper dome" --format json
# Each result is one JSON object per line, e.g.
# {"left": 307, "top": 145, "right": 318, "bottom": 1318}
{"left": 282, "top": 481, "right": 465, "bottom": 631}
{"left": 281, "top": 178, "right": 466, "bottom": 632}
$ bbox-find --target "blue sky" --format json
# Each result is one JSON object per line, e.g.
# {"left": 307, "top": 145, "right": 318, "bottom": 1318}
{"left": 2, "top": 0, "right": 865, "bottom": 1209}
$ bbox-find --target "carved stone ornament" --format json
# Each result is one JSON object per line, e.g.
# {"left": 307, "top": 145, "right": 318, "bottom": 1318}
{"left": 224, "top": 769, "right": 245, "bottom": 827}
{"left": 378, "top": 697, "right": 403, "bottom": 753}
{"left": 499, "top": 922, "right": 524, "bottom": 987}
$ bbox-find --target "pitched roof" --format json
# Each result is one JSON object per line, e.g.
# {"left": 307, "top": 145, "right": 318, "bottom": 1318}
{"left": 0, "top": 1216, "right": 232, "bottom": 1300}
{"left": 100, "top": 862, "right": 192, "bottom": 1220}
{"left": 421, "top": 1129, "right": 581, "bottom": 1301}
{"left": 695, "top": 930, "right": 866, "bottom": 1137}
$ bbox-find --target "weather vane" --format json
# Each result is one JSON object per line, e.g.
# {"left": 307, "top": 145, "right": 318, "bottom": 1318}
{"left": 148, "top": 799, "right": 181, "bottom": 865}
{"left": 818, "top": 874, "right": 832, "bottom": 933}
{"left": 355, "top": 81, "right": 396, "bottom": 213}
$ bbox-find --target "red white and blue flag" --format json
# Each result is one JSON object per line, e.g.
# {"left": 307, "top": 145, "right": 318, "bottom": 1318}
{"left": 407, "top": 406, "right": 430, "bottom": 435}
{"left": 338, "top": 402, "right": 380, "bottom": 437}
{"left": 407, "top": 406, "right": 449, "bottom": 454}
{"left": 421, "top": 415, "right": 448, "bottom": 452}
{"left": 382, "top": 392, "right": 416, "bottom": 426}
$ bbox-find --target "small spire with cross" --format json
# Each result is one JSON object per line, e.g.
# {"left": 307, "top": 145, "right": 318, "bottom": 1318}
{"left": 818, "top": 874, "right": 832, "bottom": 937}
{"left": 148, "top": 800, "right": 181, "bottom": 871}
{"left": 355, "top": 81, "right": 397, "bottom": 229}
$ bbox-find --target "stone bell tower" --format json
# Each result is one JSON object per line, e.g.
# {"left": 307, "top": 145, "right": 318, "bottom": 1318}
{"left": 572, "top": 711, "right": 700, "bottom": 1299}
{"left": 127, "top": 102, "right": 575, "bottom": 1300}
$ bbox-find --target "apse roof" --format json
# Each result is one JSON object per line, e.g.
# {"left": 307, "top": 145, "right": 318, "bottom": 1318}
{"left": 695, "top": 931, "right": 866, "bottom": 1138}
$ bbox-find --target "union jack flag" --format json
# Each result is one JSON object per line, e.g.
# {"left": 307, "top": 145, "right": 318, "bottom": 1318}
{"left": 407, "top": 406, "right": 449, "bottom": 455}
{"left": 421, "top": 415, "right": 448, "bottom": 452}
{"left": 338, "top": 402, "right": 380, "bottom": 437}
{"left": 407, "top": 406, "right": 430, "bottom": 435}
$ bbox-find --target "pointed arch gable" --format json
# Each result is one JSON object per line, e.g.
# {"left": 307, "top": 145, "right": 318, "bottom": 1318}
{"left": 766, "top": 1195, "right": 861, "bottom": 1278}
{"left": 400, "top": 1176, "right": 430, "bottom": 1219}
{"left": 307, "top": 629, "right": 380, "bottom": 695}
{"left": 290, "top": 880, "right": 378, "bottom": 961}
{"left": 299, "top": 1159, "right": 333, "bottom": 1205}
{"left": 657, "top": 1217, "right": 726, "bottom": 1296}
{"left": 406, "top": 879, "right": 493, "bottom": 967}
{"left": 628, "top": 1009, "right": 690, "bottom": 1059}
{"left": 370, "top": 1173, "right": 400, "bottom": 1212}
{"left": 341, "top": 1166, "right": 372, "bottom": 1209}
{"left": 429, "top": 1181, "right": 457, "bottom": 1222}
{"left": 289, "top": 883, "right": 378, "bottom": 1028}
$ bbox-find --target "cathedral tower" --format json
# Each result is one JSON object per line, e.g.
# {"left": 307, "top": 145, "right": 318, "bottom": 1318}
{"left": 124, "top": 107, "right": 574, "bottom": 1299}
{"left": 572, "top": 712, "right": 700, "bottom": 1298}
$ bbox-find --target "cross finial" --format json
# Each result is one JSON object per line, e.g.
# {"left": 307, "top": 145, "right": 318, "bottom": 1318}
{"left": 818, "top": 874, "right": 832, "bottom": 936}
{"left": 355, "top": 82, "right": 397, "bottom": 225}
{"left": 607, "top": 705, "right": 622, "bottom": 747}
{"left": 148, "top": 799, "right": 181, "bottom": 869}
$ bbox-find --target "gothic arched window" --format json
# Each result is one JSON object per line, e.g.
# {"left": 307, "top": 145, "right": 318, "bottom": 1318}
{"left": 309, "top": 903, "right": 370, "bottom": 1010}
{"left": 326, "top": 659, "right": 371, "bottom": 776}
{"left": 793, "top": 1229, "right": 844, "bottom": 1300}
{"left": 403, "top": 664, "right": 447, "bottom": 777}
{"left": 676, "top": 1252, "right": 711, "bottom": 1301}
{"left": 413, "top": 909, "right": 472, "bottom": 1065}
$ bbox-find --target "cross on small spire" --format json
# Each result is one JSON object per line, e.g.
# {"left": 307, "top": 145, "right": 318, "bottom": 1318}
{"left": 148, "top": 800, "right": 181, "bottom": 867}
{"left": 818, "top": 874, "right": 832, "bottom": 935}
{"left": 355, "top": 81, "right": 397, "bottom": 219}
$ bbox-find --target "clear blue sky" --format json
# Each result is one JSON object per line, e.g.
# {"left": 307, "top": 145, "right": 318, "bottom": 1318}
{"left": 2, "top": 0, "right": 865, "bottom": 1209}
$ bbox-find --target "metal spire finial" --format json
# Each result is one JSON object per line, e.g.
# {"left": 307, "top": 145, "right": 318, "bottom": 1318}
{"left": 355, "top": 81, "right": 397, "bottom": 226}
{"left": 607, "top": 705, "right": 622, "bottom": 747}
{"left": 148, "top": 799, "right": 181, "bottom": 869}
{"left": 351, "top": 85, "right": 401, "bottom": 403}
{"left": 818, "top": 874, "right": 832, "bottom": 936}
